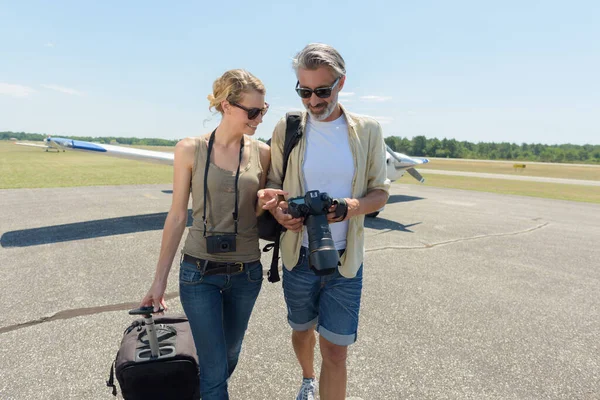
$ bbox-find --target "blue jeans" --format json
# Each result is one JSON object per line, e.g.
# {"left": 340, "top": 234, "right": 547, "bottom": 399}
{"left": 282, "top": 247, "right": 363, "bottom": 346}
{"left": 179, "top": 257, "right": 263, "bottom": 400}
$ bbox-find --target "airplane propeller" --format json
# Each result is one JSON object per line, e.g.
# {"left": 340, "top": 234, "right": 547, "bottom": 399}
{"left": 385, "top": 145, "right": 427, "bottom": 183}
{"left": 406, "top": 167, "right": 425, "bottom": 183}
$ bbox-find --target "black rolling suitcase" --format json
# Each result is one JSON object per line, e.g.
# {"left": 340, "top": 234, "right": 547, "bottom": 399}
{"left": 106, "top": 307, "right": 200, "bottom": 400}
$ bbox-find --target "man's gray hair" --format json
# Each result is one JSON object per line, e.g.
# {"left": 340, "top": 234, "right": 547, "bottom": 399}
{"left": 292, "top": 43, "right": 346, "bottom": 79}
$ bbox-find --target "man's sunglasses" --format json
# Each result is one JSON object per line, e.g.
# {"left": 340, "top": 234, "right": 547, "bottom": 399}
{"left": 230, "top": 102, "right": 269, "bottom": 120}
{"left": 295, "top": 77, "right": 340, "bottom": 99}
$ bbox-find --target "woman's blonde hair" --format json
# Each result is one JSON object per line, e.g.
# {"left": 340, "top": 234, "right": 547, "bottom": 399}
{"left": 207, "top": 69, "right": 265, "bottom": 114}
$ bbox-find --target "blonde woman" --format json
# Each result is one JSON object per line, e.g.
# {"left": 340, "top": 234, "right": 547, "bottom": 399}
{"left": 140, "top": 69, "right": 285, "bottom": 399}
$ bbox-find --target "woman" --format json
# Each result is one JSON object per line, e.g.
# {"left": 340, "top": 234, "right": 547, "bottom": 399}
{"left": 139, "top": 69, "right": 285, "bottom": 399}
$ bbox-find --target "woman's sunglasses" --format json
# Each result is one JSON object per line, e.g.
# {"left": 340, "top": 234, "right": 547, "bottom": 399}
{"left": 295, "top": 77, "right": 340, "bottom": 99}
{"left": 230, "top": 102, "right": 269, "bottom": 120}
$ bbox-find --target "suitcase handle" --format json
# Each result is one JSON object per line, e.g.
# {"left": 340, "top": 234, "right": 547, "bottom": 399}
{"left": 129, "top": 306, "right": 165, "bottom": 316}
{"left": 128, "top": 307, "right": 165, "bottom": 359}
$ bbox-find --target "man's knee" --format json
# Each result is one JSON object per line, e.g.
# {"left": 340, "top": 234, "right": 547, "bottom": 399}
{"left": 319, "top": 336, "right": 348, "bottom": 365}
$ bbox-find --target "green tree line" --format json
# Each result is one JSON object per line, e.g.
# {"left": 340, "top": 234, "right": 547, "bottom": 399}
{"left": 384, "top": 135, "right": 600, "bottom": 164}
{"left": 1, "top": 131, "right": 179, "bottom": 147}
{"left": 2, "top": 131, "right": 598, "bottom": 164}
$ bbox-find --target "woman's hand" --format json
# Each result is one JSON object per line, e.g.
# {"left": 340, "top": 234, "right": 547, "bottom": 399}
{"left": 139, "top": 278, "right": 168, "bottom": 314}
{"left": 258, "top": 188, "right": 288, "bottom": 210}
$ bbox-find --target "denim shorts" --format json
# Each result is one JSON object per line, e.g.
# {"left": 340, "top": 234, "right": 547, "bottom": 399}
{"left": 282, "top": 247, "right": 363, "bottom": 346}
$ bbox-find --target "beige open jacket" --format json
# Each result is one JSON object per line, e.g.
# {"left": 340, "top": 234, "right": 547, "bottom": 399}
{"left": 266, "top": 104, "right": 391, "bottom": 278}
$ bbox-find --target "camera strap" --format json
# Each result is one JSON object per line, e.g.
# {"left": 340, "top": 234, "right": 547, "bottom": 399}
{"left": 332, "top": 198, "right": 349, "bottom": 221}
{"left": 202, "top": 128, "right": 244, "bottom": 237}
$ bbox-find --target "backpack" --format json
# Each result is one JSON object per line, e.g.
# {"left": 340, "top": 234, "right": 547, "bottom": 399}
{"left": 256, "top": 111, "right": 302, "bottom": 283}
{"left": 106, "top": 312, "right": 200, "bottom": 400}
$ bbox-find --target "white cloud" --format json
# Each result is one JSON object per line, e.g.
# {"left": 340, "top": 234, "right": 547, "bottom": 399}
{"left": 360, "top": 95, "right": 392, "bottom": 102}
{"left": 41, "top": 84, "right": 83, "bottom": 96}
{"left": 339, "top": 92, "right": 355, "bottom": 97}
{"left": 0, "top": 83, "right": 36, "bottom": 98}
{"left": 45, "top": 42, "right": 55, "bottom": 48}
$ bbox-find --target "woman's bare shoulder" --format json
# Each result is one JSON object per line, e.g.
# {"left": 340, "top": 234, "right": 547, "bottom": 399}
{"left": 173, "top": 136, "right": 205, "bottom": 166}
{"left": 255, "top": 138, "right": 270, "bottom": 155}
{"left": 176, "top": 135, "right": 210, "bottom": 152}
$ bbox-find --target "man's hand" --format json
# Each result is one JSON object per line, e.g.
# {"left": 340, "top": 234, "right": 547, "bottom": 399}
{"left": 271, "top": 200, "right": 304, "bottom": 232}
{"left": 258, "top": 188, "right": 288, "bottom": 210}
{"left": 326, "top": 198, "right": 359, "bottom": 223}
{"left": 326, "top": 203, "right": 341, "bottom": 223}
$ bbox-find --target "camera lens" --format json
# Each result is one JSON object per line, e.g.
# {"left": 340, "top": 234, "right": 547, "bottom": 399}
{"left": 221, "top": 243, "right": 229, "bottom": 250}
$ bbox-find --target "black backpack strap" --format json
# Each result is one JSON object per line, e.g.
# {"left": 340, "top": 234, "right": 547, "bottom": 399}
{"left": 281, "top": 111, "right": 303, "bottom": 178}
{"left": 267, "top": 111, "right": 303, "bottom": 283}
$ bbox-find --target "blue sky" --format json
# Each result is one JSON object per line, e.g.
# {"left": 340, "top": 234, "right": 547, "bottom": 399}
{"left": 1, "top": 0, "right": 598, "bottom": 145}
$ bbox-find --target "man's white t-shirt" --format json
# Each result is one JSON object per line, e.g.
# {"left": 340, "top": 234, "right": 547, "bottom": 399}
{"left": 301, "top": 114, "right": 355, "bottom": 250}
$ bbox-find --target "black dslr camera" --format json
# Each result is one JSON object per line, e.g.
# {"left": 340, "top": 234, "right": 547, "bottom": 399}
{"left": 287, "top": 190, "right": 344, "bottom": 276}
{"left": 206, "top": 234, "right": 236, "bottom": 254}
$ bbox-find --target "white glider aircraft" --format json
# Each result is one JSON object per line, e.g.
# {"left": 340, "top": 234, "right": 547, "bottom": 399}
{"left": 16, "top": 137, "right": 429, "bottom": 217}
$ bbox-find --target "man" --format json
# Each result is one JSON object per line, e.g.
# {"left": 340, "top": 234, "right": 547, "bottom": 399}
{"left": 264, "top": 43, "right": 390, "bottom": 400}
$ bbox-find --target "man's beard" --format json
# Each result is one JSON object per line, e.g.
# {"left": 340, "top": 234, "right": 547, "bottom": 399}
{"left": 305, "top": 98, "right": 338, "bottom": 121}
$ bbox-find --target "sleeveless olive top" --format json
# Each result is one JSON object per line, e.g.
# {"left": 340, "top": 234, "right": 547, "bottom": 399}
{"left": 182, "top": 136, "right": 262, "bottom": 262}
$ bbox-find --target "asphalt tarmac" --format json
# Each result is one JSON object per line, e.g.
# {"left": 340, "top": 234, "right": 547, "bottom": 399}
{"left": 1, "top": 183, "right": 598, "bottom": 399}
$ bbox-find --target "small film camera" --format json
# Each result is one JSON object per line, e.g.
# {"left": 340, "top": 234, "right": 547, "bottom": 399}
{"left": 206, "top": 234, "right": 236, "bottom": 254}
{"left": 287, "top": 190, "right": 343, "bottom": 276}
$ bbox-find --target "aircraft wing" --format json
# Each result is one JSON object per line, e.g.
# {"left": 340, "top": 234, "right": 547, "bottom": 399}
{"left": 28, "top": 137, "right": 428, "bottom": 220}
{"left": 36, "top": 137, "right": 426, "bottom": 183}
{"left": 15, "top": 142, "right": 51, "bottom": 149}
{"left": 45, "top": 137, "right": 174, "bottom": 165}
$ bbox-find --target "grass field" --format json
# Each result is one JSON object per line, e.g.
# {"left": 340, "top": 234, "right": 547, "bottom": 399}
{"left": 399, "top": 173, "right": 600, "bottom": 204}
{"left": 2, "top": 140, "right": 599, "bottom": 204}
{"left": 0, "top": 141, "right": 173, "bottom": 188}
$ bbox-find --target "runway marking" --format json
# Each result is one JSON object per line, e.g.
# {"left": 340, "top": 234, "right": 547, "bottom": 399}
{"left": 366, "top": 222, "right": 549, "bottom": 252}
{"left": 423, "top": 169, "right": 600, "bottom": 186}
{"left": 0, "top": 292, "right": 180, "bottom": 335}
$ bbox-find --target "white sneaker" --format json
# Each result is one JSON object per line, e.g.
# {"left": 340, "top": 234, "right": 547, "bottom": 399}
{"left": 295, "top": 377, "right": 317, "bottom": 400}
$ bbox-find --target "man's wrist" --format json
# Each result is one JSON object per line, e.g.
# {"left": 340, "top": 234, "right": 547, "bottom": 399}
{"left": 345, "top": 198, "right": 360, "bottom": 219}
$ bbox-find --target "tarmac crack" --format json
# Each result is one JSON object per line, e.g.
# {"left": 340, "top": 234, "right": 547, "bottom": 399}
{"left": 0, "top": 292, "right": 180, "bottom": 335}
{"left": 366, "top": 222, "right": 549, "bottom": 253}
{"left": 1, "top": 223, "right": 549, "bottom": 335}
